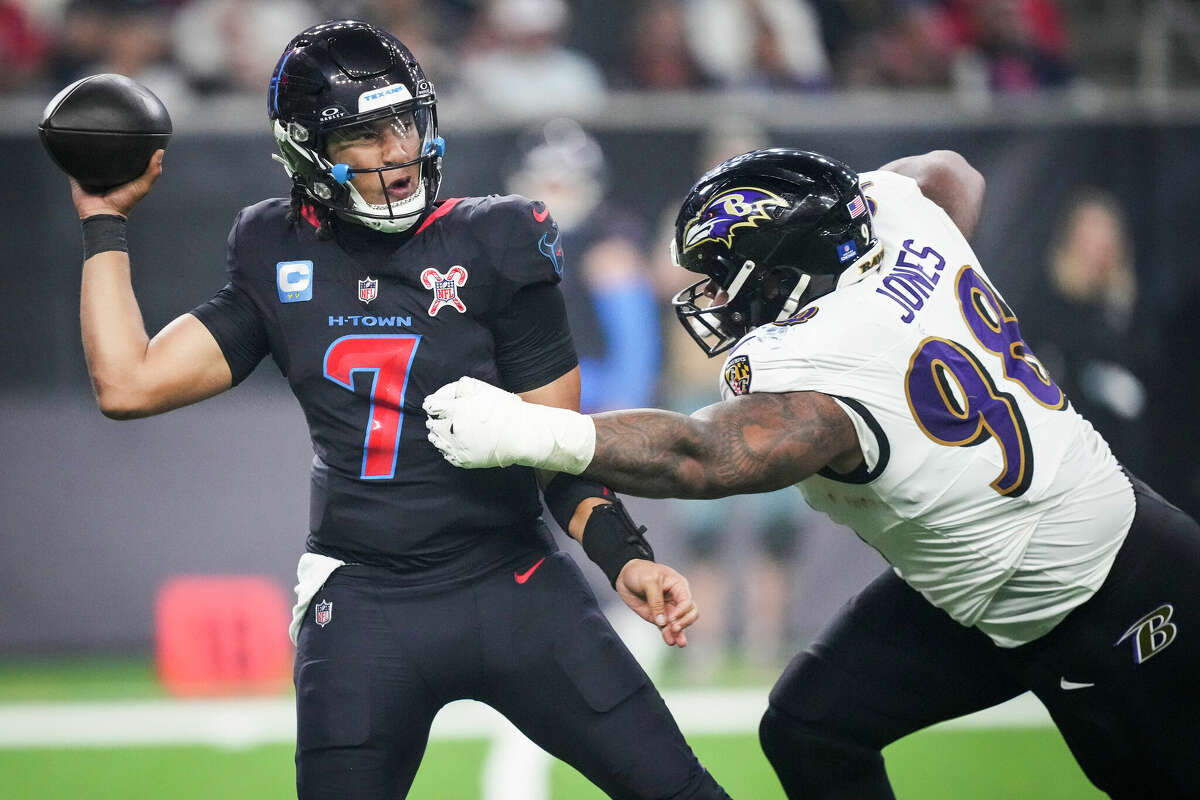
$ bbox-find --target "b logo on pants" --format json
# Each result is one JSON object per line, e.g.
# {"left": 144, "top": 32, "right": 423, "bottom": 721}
{"left": 1116, "top": 604, "right": 1176, "bottom": 664}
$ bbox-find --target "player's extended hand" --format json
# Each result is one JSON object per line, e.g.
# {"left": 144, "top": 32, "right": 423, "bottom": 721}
{"left": 615, "top": 559, "right": 700, "bottom": 648}
{"left": 70, "top": 148, "right": 164, "bottom": 220}
{"left": 424, "top": 376, "right": 595, "bottom": 474}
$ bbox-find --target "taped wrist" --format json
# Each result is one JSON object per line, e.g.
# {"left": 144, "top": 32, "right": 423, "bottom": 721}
{"left": 81, "top": 214, "right": 128, "bottom": 260}
{"left": 516, "top": 403, "right": 596, "bottom": 474}
{"left": 542, "top": 473, "right": 611, "bottom": 533}
{"left": 581, "top": 499, "right": 654, "bottom": 588}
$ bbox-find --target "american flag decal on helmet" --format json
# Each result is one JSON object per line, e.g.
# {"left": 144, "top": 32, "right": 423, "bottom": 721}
{"left": 847, "top": 195, "right": 867, "bottom": 218}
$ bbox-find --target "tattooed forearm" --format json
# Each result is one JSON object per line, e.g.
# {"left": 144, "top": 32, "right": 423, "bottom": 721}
{"left": 586, "top": 409, "right": 707, "bottom": 497}
{"left": 582, "top": 392, "right": 860, "bottom": 499}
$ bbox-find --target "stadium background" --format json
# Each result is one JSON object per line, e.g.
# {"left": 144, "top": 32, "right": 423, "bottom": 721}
{"left": 1, "top": 0, "right": 1196, "bottom": 797}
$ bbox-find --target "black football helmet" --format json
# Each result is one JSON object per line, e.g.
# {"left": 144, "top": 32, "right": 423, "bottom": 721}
{"left": 671, "top": 148, "right": 882, "bottom": 356}
{"left": 267, "top": 20, "right": 444, "bottom": 232}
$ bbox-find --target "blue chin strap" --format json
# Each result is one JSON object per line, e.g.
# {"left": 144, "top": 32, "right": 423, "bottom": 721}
{"left": 329, "top": 138, "right": 444, "bottom": 186}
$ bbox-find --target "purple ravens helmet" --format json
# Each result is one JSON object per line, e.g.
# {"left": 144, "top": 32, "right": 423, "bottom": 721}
{"left": 671, "top": 148, "right": 882, "bottom": 355}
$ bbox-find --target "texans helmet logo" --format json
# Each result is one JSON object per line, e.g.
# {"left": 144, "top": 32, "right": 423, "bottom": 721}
{"left": 683, "top": 187, "right": 788, "bottom": 252}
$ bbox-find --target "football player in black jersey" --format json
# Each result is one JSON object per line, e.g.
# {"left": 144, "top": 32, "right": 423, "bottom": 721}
{"left": 68, "top": 20, "right": 729, "bottom": 800}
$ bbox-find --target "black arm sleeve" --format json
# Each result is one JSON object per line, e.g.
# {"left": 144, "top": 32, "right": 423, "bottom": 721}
{"left": 189, "top": 283, "right": 269, "bottom": 385}
{"left": 492, "top": 282, "right": 579, "bottom": 393}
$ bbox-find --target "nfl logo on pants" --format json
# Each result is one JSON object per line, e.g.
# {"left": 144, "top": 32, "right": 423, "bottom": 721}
{"left": 314, "top": 599, "right": 332, "bottom": 627}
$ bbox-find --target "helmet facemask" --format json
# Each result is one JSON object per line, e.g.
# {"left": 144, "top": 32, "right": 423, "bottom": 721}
{"left": 273, "top": 102, "right": 443, "bottom": 233}
{"left": 671, "top": 247, "right": 818, "bottom": 357}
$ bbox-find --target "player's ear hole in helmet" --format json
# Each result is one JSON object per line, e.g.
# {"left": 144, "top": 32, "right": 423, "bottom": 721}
{"left": 267, "top": 20, "right": 446, "bottom": 235}
{"left": 671, "top": 148, "right": 883, "bottom": 356}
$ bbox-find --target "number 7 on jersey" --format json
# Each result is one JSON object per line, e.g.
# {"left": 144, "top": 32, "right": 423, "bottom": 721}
{"left": 323, "top": 334, "right": 422, "bottom": 480}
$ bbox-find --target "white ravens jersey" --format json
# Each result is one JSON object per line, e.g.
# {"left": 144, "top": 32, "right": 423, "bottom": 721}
{"left": 718, "top": 169, "right": 1134, "bottom": 647}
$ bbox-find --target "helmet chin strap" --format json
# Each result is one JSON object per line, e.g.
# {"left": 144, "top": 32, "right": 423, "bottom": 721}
{"left": 775, "top": 273, "right": 813, "bottom": 321}
{"left": 725, "top": 259, "right": 757, "bottom": 303}
{"left": 772, "top": 240, "right": 885, "bottom": 321}
{"left": 343, "top": 185, "right": 426, "bottom": 233}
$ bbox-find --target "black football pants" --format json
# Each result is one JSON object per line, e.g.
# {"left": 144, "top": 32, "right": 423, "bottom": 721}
{"left": 762, "top": 473, "right": 1200, "bottom": 799}
{"left": 293, "top": 549, "right": 729, "bottom": 800}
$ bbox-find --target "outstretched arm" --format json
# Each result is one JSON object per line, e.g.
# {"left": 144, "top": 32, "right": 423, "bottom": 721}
{"left": 879, "top": 149, "right": 985, "bottom": 238}
{"left": 424, "top": 377, "right": 862, "bottom": 500}
{"left": 587, "top": 391, "right": 861, "bottom": 498}
{"left": 74, "top": 151, "right": 232, "bottom": 418}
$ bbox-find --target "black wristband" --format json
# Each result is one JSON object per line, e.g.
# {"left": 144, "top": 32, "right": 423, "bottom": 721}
{"left": 82, "top": 214, "right": 128, "bottom": 260}
{"left": 542, "top": 473, "right": 612, "bottom": 532}
{"left": 581, "top": 499, "right": 654, "bottom": 588}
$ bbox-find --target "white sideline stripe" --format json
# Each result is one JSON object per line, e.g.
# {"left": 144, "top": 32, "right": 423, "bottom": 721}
{"left": 0, "top": 691, "right": 1051, "bottom": 749}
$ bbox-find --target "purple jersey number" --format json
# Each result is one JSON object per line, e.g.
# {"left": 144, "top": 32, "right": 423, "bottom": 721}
{"left": 955, "top": 267, "right": 1064, "bottom": 409}
{"left": 906, "top": 337, "right": 1033, "bottom": 496}
{"left": 905, "top": 266, "right": 1062, "bottom": 497}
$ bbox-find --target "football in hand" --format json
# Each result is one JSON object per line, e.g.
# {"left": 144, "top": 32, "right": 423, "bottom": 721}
{"left": 38, "top": 73, "right": 172, "bottom": 193}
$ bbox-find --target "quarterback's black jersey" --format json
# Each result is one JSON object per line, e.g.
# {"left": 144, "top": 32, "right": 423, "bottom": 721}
{"left": 192, "top": 195, "right": 576, "bottom": 570}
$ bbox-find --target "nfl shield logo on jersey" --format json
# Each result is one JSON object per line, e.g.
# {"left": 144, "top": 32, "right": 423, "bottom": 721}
{"left": 314, "top": 599, "right": 333, "bottom": 627}
{"left": 358, "top": 277, "right": 379, "bottom": 304}
{"left": 724, "top": 355, "right": 752, "bottom": 395}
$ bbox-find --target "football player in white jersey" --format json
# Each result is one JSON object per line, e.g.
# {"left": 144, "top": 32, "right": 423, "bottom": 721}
{"left": 424, "top": 148, "right": 1200, "bottom": 799}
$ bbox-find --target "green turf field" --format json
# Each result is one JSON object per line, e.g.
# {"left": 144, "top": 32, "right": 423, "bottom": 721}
{"left": 0, "top": 729, "right": 1105, "bottom": 799}
{"left": 0, "top": 656, "right": 1106, "bottom": 799}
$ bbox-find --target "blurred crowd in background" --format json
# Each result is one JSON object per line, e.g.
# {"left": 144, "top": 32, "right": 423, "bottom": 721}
{"left": 7, "top": 0, "right": 1200, "bottom": 675}
{"left": 5, "top": 0, "right": 1198, "bottom": 109}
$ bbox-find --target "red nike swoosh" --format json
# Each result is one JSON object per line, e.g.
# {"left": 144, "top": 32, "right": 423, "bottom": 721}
{"left": 532, "top": 206, "right": 549, "bottom": 223}
{"left": 514, "top": 557, "right": 546, "bottom": 584}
